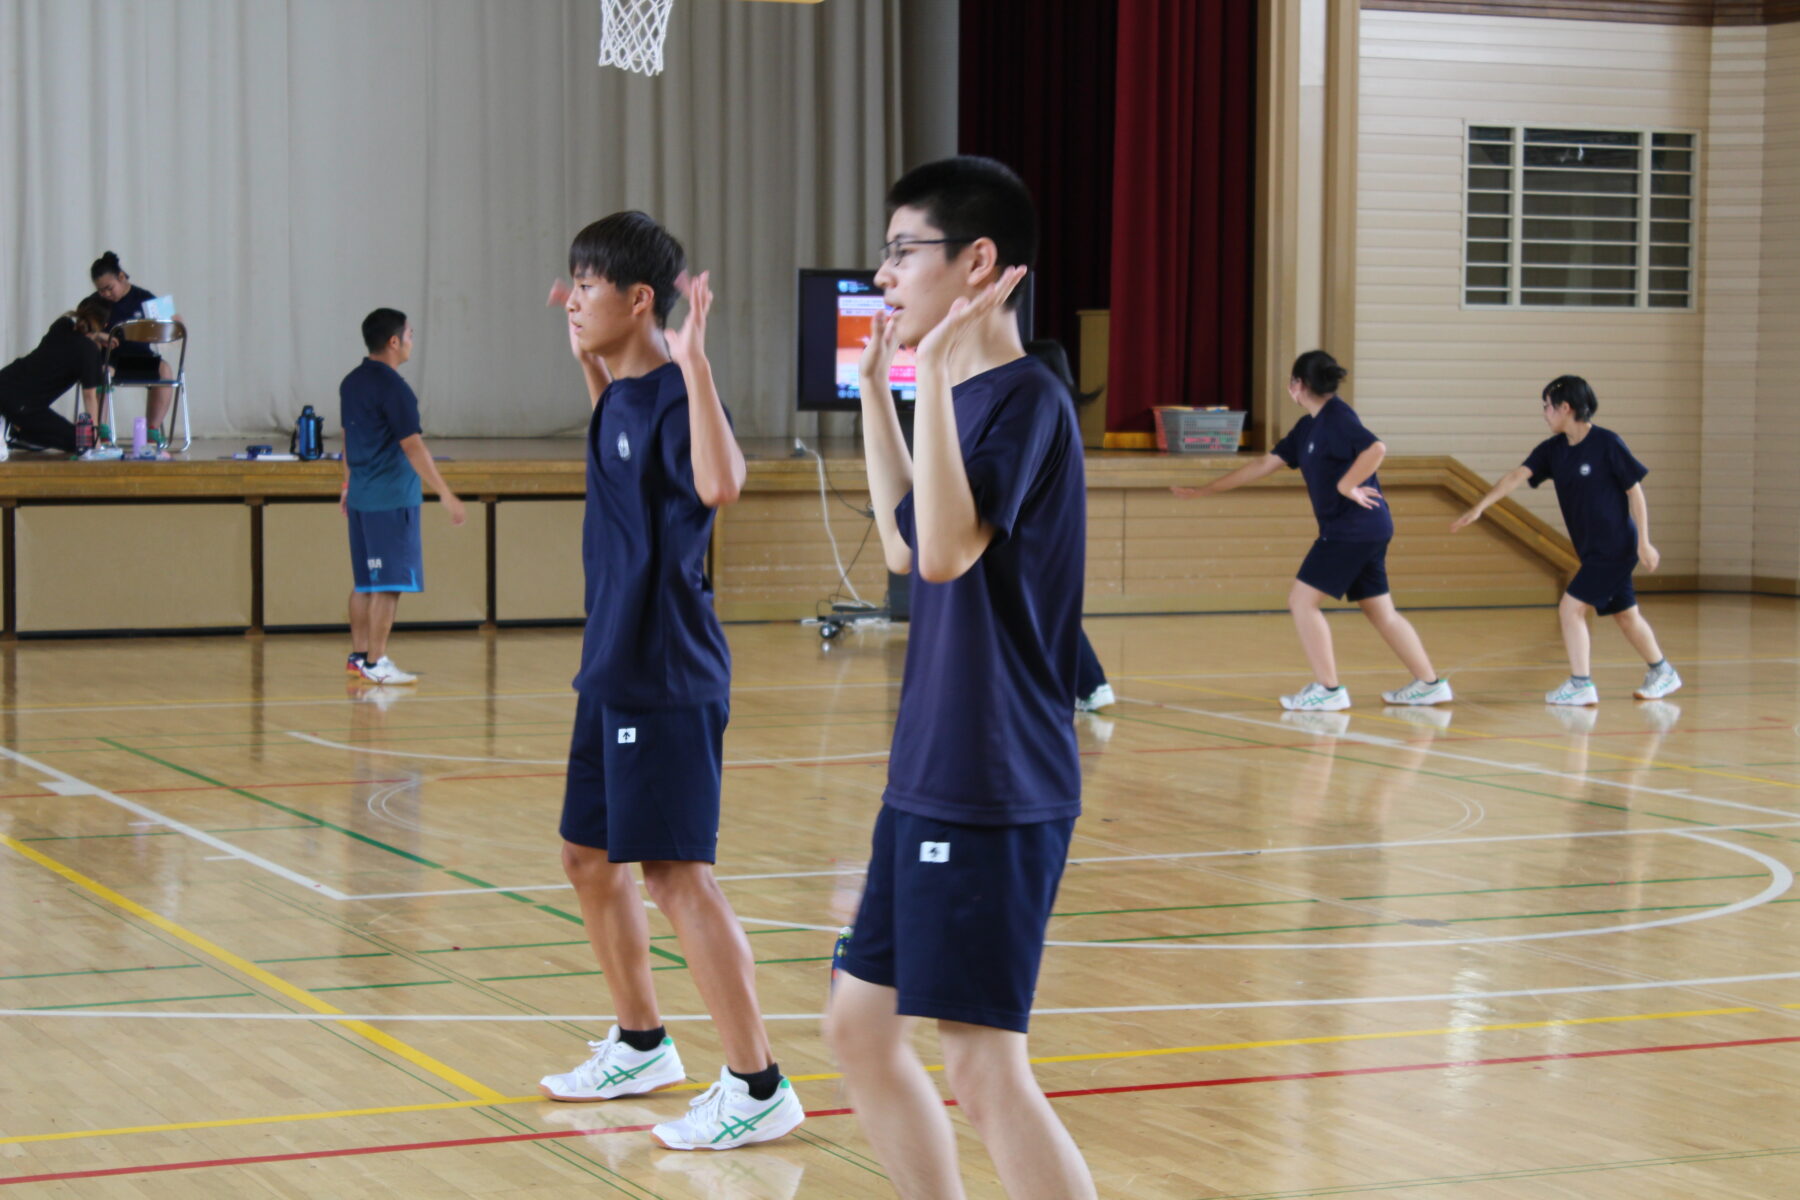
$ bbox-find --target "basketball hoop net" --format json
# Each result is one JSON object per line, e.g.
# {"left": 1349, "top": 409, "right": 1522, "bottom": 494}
{"left": 598, "top": 0, "right": 675, "bottom": 76}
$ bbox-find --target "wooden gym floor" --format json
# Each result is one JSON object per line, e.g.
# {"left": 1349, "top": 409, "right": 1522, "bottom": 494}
{"left": 3, "top": 594, "right": 1799, "bottom": 1197}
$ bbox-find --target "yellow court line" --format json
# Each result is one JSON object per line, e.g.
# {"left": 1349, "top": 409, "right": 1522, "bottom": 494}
{"left": 0, "top": 833, "right": 505, "bottom": 1105}
{"left": 2, "top": 1001, "right": 1785, "bottom": 1148}
{"left": 1145, "top": 678, "right": 1800, "bottom": 792}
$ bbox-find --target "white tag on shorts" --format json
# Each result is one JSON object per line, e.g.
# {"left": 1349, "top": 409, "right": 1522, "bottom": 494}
{"left": 617, "top": 727, "right": 637, "bottom": 744}
{"left": 919, "top": 841, "right": 949, "bottom": 863}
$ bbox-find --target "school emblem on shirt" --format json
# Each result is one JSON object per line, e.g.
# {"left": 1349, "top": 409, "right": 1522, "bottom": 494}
{"left": 1579, "top": 463, "right": 1591, "bottom": 476}
{"left": 617, "top": 432, "right": 631, "bottom": 461}
{"left": 1307, "top": 441, "right": 1315, "bottom": 454}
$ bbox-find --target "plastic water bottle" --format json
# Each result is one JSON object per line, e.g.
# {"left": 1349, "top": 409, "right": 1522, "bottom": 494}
{"left": 295, "top": 405, "right": 324, "bottom": 460}
{"left": 132, "top": 417, "right": 149, "bottom": 454}
{"left": 75, "top": 412, "right": 96, "bottom": 453}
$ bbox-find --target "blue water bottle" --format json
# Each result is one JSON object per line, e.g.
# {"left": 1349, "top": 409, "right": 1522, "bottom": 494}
{"left": 294, "top": 405, "right": 324, "bottom": 460}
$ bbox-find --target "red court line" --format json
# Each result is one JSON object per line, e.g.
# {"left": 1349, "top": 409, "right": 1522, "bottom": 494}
{"left": 9, "top": 1033, "right": 1797, "bottom": 1186}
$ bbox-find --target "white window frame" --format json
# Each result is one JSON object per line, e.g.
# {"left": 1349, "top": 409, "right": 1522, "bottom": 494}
{"left": 1461, "top": 123, "right": 1699, "bottom": 312}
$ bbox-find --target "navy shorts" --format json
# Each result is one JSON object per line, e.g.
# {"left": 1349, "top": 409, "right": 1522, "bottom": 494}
{"left": 1297, "top": 537, "right": 1390, "bottom": 601}
{"left": 560, "top": 694, "right": 728, "bottom": 862}
{"left": 109, "top": 353, "right": 163, "bottom": 383}
{"left": 347, "top": 506, "right": 424, "bottom": 593}
{"left": 1567, "top": 558, "right": 1638, "bottom": 616}
{"left": 836, "top": 804, "right": 1075, "bottom": 1033}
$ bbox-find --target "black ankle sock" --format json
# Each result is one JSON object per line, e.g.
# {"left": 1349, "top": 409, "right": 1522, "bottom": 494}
{"left": 731, "top": 1061, "right": 782, "bottom": 1101}
{"left": 349, "top": 651, "right": 366, "bottom": 663}
{"left": 618, "top": 1025, "right": 665, "bottom": 1053}
{"left": 1650, "top": 658, "right": 1667, "bottom": 670}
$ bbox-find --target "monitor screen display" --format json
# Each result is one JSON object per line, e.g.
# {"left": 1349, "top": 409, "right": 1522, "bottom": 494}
{"left": 797, "top": 268, "right": 1033, "bottom": 412}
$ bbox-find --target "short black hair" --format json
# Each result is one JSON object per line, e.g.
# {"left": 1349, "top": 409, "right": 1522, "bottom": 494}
{"left": 1542, "top": 374, "right": 1597, "bottom": 421}
{"left": 90, "top": 250, "right": 124, "bottom": 282}
{"left": 568, "top": 211, "right": 686, "bottom": 327}
{"left": 886, "top": 156, "right": 1037, "bottom": 310}
{"left": 361, "top": 308, "right": 408, "bottom": 353}
{"left": 1290, "top": 350, "right": 1347, "bottom": 397}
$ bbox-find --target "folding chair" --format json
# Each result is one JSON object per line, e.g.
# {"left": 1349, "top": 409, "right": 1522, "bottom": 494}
{"left": 102, "top": 319, "right": 191, "bottom": 451}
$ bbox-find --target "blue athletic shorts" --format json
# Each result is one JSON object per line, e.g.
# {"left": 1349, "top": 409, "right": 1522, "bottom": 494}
{"left": 836, "top": 804, "right": 1076, "bottom": 1033}
{"left": 347, "top": 506, "right": 424, "bottom": 593}
{"left": 1567, "top": 558, "right": 1638, "bottom": 616}
{"left": 559, "top": 694, "right": 728, "bottom": 862}
{"left": 1297, "top": 537, "right": 1390, "bottom": 601}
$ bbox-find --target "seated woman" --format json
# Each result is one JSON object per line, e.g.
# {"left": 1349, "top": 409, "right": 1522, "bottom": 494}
{"left": 0, "top": 297, "right": 111, "bottom": 453}
{"left": 88, "top": 250, "right": 181, "bottom": 440}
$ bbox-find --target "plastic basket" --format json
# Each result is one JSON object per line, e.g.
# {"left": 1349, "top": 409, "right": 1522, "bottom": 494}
{"left": 1153, "top": 407, "right": 1247, "bottom": 453}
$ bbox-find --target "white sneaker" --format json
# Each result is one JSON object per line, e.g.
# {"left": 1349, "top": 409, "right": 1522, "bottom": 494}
{"left": 359, "top": 656, "right": 417, "bottom": 685}
{"left": 1075, "top": 682, "right": 1116, "bottom": 712}
{"left": 1280, "top": 682, "right": 1350, "bottom": 711}
{"left": 538, "top": 1026, "right": 687, "bottom": 1101}
{"left": 1381, "top": 677, "right": 1453, "bottom": 706}
{"left": 1635, "top": 662, "right": 1682, "bottom": 700}
{"left": 652, "top": 1067, "right": 805, "bottom": 1151}
{"left": 1545, "top": 677, "right": 1598, "bottom": 706}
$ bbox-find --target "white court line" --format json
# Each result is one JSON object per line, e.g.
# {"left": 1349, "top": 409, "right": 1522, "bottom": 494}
{"left": 0, "top": 746, "right": 347, "bottom": 899}
{"left": 1042, "top": 831, "right": 1793, "bottom": 951}
{"left": 10, "top": 968, "right": 1800, "bottom": 1024}
{"left": 284, "top": 730, "right": 890, "bottom": 769}
{"left": 1126, "top": 696, "right": 1800, "bottom": 822}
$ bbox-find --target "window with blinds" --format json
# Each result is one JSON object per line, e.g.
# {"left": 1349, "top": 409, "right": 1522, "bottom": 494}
{"left": 1464, "top": 126, "right": 1695, "bottom": 309}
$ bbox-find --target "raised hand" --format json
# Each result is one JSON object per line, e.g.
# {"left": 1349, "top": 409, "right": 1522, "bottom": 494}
{"left": 914, "top": 265, "right": 1028, "bottom": 365}
{"left": 859, "top": 307, "right": 901, "bottom": 386}
{"left": 666, "top": 269, "right": 712, "bottom": 371}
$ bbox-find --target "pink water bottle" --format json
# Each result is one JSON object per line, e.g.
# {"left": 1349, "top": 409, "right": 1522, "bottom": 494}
{"left": 132, "top": 417, "right": 149, "bottom": 454}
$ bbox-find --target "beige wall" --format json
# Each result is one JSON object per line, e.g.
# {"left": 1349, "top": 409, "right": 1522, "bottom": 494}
{"left": 1357, "top": 10, "right": 1709, "bottom": 580}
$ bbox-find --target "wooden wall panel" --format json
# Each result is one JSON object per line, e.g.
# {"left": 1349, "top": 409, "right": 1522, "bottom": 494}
{"left": 495, "top": 500, "right": 585, "bottom": 622}
{"left": 263, "top": 502, "right": 486, "bottom": 627}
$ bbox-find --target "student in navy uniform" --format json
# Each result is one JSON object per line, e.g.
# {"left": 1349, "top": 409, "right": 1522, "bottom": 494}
{"left": 0, "top": 297, "right": 112, "bottom": 453}
{"left": 536, "top": 212, "right": 805, "bottom": 1152}
{"left": 828, "top": 157, "right": 1097, "bottom": 1200}
{"left": 1453, "top": 374, "right": 1680, "bottom": 705}
{"left": 338, "top": 308, "right": 465, "bottom": 686}
{"left": 1025, "top": 338, "right": 1114, "bottom": 712}
{"left": 1173, "top": 350, "right": 1450, "bottom": 712}
{"left": 87, "top": 251, "right": 181, "bottom": 438}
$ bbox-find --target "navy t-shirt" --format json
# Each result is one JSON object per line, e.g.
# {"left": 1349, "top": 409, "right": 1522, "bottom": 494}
{"left": 89, "top": 285, "right": 160, "bottom": 361}
{"left": 340, "top": 359, "right": 423, "bottom": 511}
{"left": 574, "top": 361, "right": 731, "bottom": 708}
{"left": 1524, "top": 425, "right": 1648, "bottom": 562}
{"left": 883, "top": 356, "right": 1086, "bottom": 827}
{"left": 0, "top": 319, "right": 106, "bottom": 412}
{"left": 1272, "top": 397, "right": 1393, "bottom": 541}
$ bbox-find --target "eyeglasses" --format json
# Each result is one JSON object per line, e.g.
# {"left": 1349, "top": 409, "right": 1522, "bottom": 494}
{"left": 879, "top": 237, "right": 971, "bottom": 268}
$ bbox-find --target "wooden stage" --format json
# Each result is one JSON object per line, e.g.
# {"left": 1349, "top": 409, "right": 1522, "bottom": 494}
{"left": 0, "top": 437, "right": 1584, "bottom": 637}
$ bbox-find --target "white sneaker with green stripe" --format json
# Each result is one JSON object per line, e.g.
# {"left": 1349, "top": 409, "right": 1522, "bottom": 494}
{"left": 538, "top": 1026, "right": 686, "bottom": 1101}
{"left": 1279, "top": 682, "right": 1350, "bottom": 712}
{"left": 652, "top": 1066, "right": 805, "bottom": 1151}
{"left": 1380, "top": 677, "right": 1453, "bottom": 706}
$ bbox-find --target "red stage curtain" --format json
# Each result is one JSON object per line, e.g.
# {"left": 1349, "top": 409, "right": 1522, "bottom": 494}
{"left": 1107, "top": 0, "right": 1256, "bottom": 432}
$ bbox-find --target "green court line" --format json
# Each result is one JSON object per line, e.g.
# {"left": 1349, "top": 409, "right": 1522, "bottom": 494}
{"left": 27, "top": 990, "right": 257, "bottom": 1011}
{"left": 1207, "top": 1142, "right": 1800, "bottom": 1199}
{"left": 20, "top": 823, "right": 314, "bottom": 843}
{"left": 413, "top": 926, "right": 814, "bottom": 957}
{"left": 792, "top": 1126, "right": 893, "bottom": 1183}
{"left": 254, "top": 951, "right": 394, "bottom": 965}
{"left": 99, "top": 738, "right": 446, "bottom": 868}
{"left": 0, "top": 963, "right": 200, "bottom": 983}
{"left": 530, "top": 900, "right": 688, "bottom": 966}
{"left": 1092, "top": 900, "right": 1728, "bottom": 943}
{"left": 481, "top": 951, "right": 831, "bottom": 983}
{"left": 310, "top": 979, "right": 453, "bottom": 993}
{"left": 1345, "top": 872, "right": 1764, "bottom": 900}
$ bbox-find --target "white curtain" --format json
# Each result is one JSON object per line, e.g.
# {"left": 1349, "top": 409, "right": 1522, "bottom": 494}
{"left": 0, "top": 0, "right": 906, "bottom": 438}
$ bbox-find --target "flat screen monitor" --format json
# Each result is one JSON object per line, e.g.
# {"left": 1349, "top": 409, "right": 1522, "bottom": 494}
{"left": 796, "top": 268, "right": 1035, "bottom": 412}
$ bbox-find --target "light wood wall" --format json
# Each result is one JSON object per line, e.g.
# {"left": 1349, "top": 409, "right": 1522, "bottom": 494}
{"left": 1756, "top": 22, "right": 1800, "bottom": 589}
{"left": 1356, "top": 10, "right": 1710, "bottom": 584}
